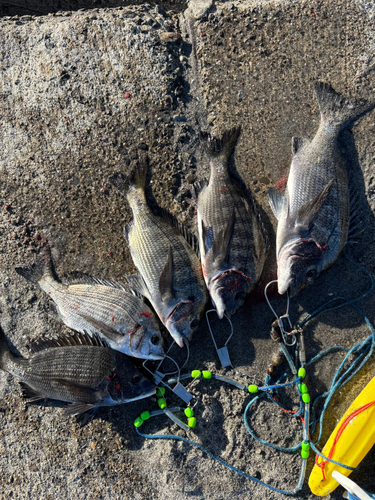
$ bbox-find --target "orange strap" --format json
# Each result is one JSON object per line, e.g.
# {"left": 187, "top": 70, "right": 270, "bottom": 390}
{"left": 315, "top": 400, "right": 375, "bottom": 481}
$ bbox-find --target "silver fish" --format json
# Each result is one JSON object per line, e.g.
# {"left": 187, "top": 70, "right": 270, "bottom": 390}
{"left": 109, "top": 157, "right": 208, "bottom": 347}
{"left": 0, "top": 327, "right": 155, "bottom": 421}
{"left": 196, "top": 128, "right": 267, "bottom": 318}
{"left": 268, "top": 82, "right": 375, "bottom": 296}
{"left": 15, "top": 246, "right": 165, "bottom": 360}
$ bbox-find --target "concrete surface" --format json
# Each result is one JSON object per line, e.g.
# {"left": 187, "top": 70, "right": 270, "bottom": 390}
{"left": 0, "top": 0, "right": 375, "bottom": 499}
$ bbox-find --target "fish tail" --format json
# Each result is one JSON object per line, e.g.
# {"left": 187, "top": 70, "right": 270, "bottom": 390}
{"left": 315, "top": 82, "right": 375, "bottom": 131}
{"left": 200, "top": 127, "right": 241, "bottom": 160}
{"left": 15, "top": 244, "right": 54, "bottom": 285}
{"left": 109, "top": 155, "right": 148, "bottom": 196}
{"left": 0, "top": 324, "right": 12, "bottom": 371}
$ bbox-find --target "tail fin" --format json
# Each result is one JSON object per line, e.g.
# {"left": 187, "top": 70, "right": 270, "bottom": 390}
{"left": 15, "top": 244, "right": 53, "bottom": 285}
{"left": 109, "top": 155, "right": 148, "bottom": 195}
{"left": 315, "top": 82, "right": 375, "bottom": 131}
{"left": 200, "top": 127, "right": 241, "bottom": 159}
{"left": 0, "top": 325, "right": 12, "bottom": 371}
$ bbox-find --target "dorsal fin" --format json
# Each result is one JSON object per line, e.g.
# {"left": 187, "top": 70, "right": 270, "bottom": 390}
{"left": 268, "top": 187, "right": 285, "bottom": 221}
{"left": 61, "top": 273, "right": 131, "bottom": 292}
{"left": 125, "top": 274, "right": 150, "bottom": 301}
{"left": 158, "top": 207, "right": 200, "bottom": 258}
{"left": 19, "top": 382, "right": 45, "bottom": 402}
{"left": 29, "top": 331, "right": 109, "bottom": 354}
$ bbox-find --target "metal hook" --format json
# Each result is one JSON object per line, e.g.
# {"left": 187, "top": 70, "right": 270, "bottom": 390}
{"left": 206, "top": 309, "right": 234, "bottom": 368}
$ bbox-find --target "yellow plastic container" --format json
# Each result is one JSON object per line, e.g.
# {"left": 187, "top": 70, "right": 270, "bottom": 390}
{"left": 309, "top": 376, "right": 375, "bottom": 496}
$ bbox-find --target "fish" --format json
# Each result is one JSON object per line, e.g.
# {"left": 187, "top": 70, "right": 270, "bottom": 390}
{"left": 195, "top": 128, "right": 267, "bottom": 318}
{"left": 109, "top": 157, "right": 208, "bottom": 348}
{"left": 15, "top": 246, "right": 165, "bottom": 360}
{"left": 0, "top": 326, "right": 155, "bottom": 421}
{"left": 268, "top": 82, "right": 375, "bottom": 296}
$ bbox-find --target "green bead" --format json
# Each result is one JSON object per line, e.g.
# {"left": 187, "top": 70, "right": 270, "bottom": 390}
{"left": 134, "top": 417, "right": 143, "bottom": 427}
{"left": 188, "top": 417, "right": 197, "bottom": 428}
{"left": 140, "top": 411, "right": 150, "bottom": 421}
{"left": 158, "top": 398, "right": 167, "bottom": 409}
{"left": 248, "top": 384, "right": 258, "bottom": 393}
{"left": 157, "top": 387, "right": 166, "bottom": 397}
{"left": 301, "top": 450, "right": 310, "bottom": 459}
{"left": 192, "top": 370, "right": 201, "bottom": 379}
{"left": 301, "top": 441, "right": 310, "bottom": 451}
{"left": 299, "top": 383, "right": 308, "bottom": 394}
{"left": 298, "top": 368, "right": 306, "bottom": 378}
{"left": 184, "top": 408, "right": 194, "bottom": 418}
{"left": 302, "top": 393, "right": 311, "bottom": 404}
{"left": 202, "top": 371, "right": 212, "bottom": 379}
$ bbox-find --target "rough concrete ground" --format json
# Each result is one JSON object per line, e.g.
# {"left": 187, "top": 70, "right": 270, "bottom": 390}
{"left": 0, "top": 0, "right": 375, "bottom": 498}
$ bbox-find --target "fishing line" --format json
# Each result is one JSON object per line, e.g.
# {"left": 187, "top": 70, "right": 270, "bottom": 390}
{"left": 135, "top": 255, "right": 375, "bottom": 496}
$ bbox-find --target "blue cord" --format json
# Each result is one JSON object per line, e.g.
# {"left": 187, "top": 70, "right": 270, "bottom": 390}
{"left": 136, "top": 255, "right": 375, "bottom": 495}
{"left": 136, "top": 426, "right": 307, "bottom": 495}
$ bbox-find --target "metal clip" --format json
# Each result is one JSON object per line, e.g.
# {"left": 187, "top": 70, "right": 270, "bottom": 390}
{"left": 172, "top": 382, "right": 194, "bottom": 404}
{"left": 206, "top": 309, "right": 234, "bottom": 368}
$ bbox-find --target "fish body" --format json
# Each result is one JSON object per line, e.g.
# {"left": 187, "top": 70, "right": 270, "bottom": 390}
{"left": 15, "top": 247, "right": 165, "bottom": 360}
{"left": 109, "top": 159, "right": 208, "bottom": 347}
{"left": 268, "top": 82, "right": 375, "bottom": 296}
{"left": 196, "top": 128, "right": 266, "bottom": 318}
{"left": 0, "top": 327, "right": 155, "bottom": 420}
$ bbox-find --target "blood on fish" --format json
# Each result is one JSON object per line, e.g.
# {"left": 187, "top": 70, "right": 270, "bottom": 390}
{"left": 117, "top": 384, "right": 121, "bottom": 391}
{"left": 138, "top": 311, "right": 152, "bottom": 318}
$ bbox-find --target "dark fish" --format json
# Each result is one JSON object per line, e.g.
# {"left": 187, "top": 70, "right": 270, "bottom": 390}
{"left": 196, "top": 128, "right": 267, "bottom": 318}
{"left": 0, "top": 326, "right": 155, "bottom": 420}
{"left": 109, "top": 157, "right": 208, "bottom": 347}
{"left": 268, "top": 82, "right": 375, "bottom": 296}
{"left": 15, "top": 246, "right": 165, "bottom": 360}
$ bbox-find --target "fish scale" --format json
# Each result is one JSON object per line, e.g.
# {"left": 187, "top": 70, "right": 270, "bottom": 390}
{"left": 15, "top": 247, "right": 165, "bottom": 360}
{"left": 109, "top": 158, "right": 207, "bottom": 347}
{"left": 268, "top": 82, "right": 375, "bottom": 296}
{"left": 196, "top": 128, "right": 266, "bottom": 319}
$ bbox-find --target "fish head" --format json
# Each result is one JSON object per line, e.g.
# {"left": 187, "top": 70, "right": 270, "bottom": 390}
{"left": 112, "top": 357, "right": 156, "bottom": 402}
{"left": 165, "top": 300, "right": 202, "bottom": 347}
{"left": 210, "top": 270, "right": 252, "bottom": 318}
{"left": 129, "top": 313, "right": 166, "bottom": 361}
{"left": 278, "top": 240, "right": 323, "bottom": 296}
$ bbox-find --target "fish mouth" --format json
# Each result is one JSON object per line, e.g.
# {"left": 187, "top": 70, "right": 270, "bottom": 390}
{"left": 124, "top": 387, "right": 156, "bottom": 403}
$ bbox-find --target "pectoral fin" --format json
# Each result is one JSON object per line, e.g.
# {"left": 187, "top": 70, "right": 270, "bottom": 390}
{"left": 210, "top": 210, "right": 235, "bottom": 266}
{"left": 295, "top": 179, "right": 334, "bottom": 234}
{"left": 159, "top": 245, "right": 174, "bottom": 302}
{"left": 78, "top": 314, "right": 123, "bottom": 342}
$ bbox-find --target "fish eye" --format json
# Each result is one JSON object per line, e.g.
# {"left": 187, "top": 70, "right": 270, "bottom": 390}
{"left": 235, "top": 292, "right": 246, "bottom": 302}
{"left": 190, "top": 319, "right": 199, "bottom": 330}
{"left": 132, "top": 375, "right": 142, "bottom": 385}
{"left": 151, "top": 335, "right": 160, "bottom": 345}
{"left": 306, "top": 269, "right": 317, "bottom": 282}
